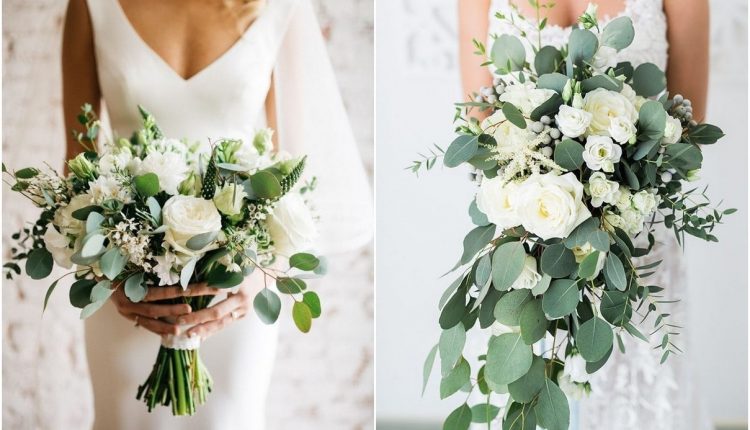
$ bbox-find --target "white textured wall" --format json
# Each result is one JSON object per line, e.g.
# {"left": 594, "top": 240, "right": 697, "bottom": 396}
{"left": 376, "top": 0, "right": 748, "bottom": 426}
{"left": 1, "top": 1, "right": 373, "bottom": 429}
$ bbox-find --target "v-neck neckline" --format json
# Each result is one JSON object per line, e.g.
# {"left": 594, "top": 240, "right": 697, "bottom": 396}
{"left": 112, "top": 0, "right": 265, "bottom": 83}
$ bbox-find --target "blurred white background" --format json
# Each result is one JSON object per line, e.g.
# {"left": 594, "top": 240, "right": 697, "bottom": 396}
{"left": 375, "top": 0, "right": 748, "bottom": 428}
{"left": 2, "top": 1, "right": 373, "bottom": 429}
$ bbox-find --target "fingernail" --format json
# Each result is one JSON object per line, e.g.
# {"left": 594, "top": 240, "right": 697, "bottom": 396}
{"left": 177, "top": 318, "right": 185, "bottom": 324}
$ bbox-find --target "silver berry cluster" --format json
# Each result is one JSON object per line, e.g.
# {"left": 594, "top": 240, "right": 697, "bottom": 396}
{"left": 671, "top": 94, "right": 698, "bottom": 127}
{"left": 474, "top": 77, "right": 508, "bottom": 104}
{"left": 530, "top": 115, "right": 562, "bottom": 158}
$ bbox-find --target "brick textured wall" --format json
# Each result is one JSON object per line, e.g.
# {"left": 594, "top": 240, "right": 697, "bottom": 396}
{"left": 1, "top": 1, "right": 373, "bottom": 429}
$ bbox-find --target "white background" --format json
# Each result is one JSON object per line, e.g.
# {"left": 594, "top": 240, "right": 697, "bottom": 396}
{"left": 376, "top": 0, "right": 748, "bottom": 426}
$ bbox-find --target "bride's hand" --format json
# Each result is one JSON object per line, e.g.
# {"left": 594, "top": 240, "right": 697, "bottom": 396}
{"left": 110, "top": 282, "right": 221, "bottom": 336}
{"left": 175, "top": 279, "right": 258, "bottom": 340}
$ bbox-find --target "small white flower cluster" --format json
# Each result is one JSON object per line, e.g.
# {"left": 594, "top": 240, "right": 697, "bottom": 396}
{"left": 22, "top": 172, "right": 69, "bottom": 207}
{"left": 602, "top": 188, "right": 659, "bottom": 236}
{"left": 109, "top": 219, "right": 154, "bottom": 270}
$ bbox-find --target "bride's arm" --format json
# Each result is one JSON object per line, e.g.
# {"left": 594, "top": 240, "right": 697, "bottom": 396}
{"left": 664, "top": 0, "right": 709, "bottom": 122}
{"left": 62, "top": 0, "right": 101, "bottom": 162}
{"left": 458, "top": 0, "right": 494, "bottom": 106}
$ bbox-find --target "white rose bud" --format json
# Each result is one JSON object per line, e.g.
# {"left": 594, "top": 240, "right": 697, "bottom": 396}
{"left": 582, "top": 135, "right": 622, "bottom": 172}
{"left": 558, "top": 372, "right": 589, "bottom": 401}
{"left": 632, "top": 190, "right": 657, "bottom": 215}
{"left": 43, "top": 224, "right": 74, "bottom": 269}
{"left": 608, "top": 116, "right": 637, "bottom": 144}
{"left": 585, "top": 172, "right": 620, "bottom": 207}
{"left": 566, "top": 352, "right": 591, "bottom": 383}
{"left": 662, "top": 115, "right": 683, "bottom": 144}
{"left": 162, "top": 195, "right": 222, "bottom": 258}
{"left": 510, "top": 255, "right": 542, "bottom": 290}
{"left": 555, "top": 105, "right": 593, "bottom": 138}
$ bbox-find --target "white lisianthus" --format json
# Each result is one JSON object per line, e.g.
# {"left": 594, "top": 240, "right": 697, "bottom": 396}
{"left": 475, "top": 177, "right": 522, "bottom": 230}
{"left": 88, "top": 175, "right": 133, "bottom": 204}
{"left": 481, "top": 110, "right": 534, "bottom": 156}
{"left": 620, "top": 207, "right": 645, "bottom": 236}
{"left": 592, "top": 46, "right": 618, "bottom": 72}
{"left": 153, "top": 251, "right": 181, "bottom": 286}
{"left": 136, "top": 151, "right": 190, "bottom": 195}
{"left": 585, "top": 172, "right": 620, "bottom": 207}
{"left": 98, "top": 150, "right": 132, "bottom": 176}
{"left": 510, "top": 255, "right": 542, "bottom": 290}
{"left": 490, "top": 322, "right": 520, "bottom": 337}
{"left": 608, "top": 116, "right": 637, "bottom": 144}
{"left": 54, "top": 193, "right": 93, "bottom": 236}
{"left": 566, "top": 353, "right": 591, "bottom": 383}
{"left": 252, "top": 128, "right": 274, "bottom": 154}
{"left": 267, "top": 193, "right": 319, "bottom": 256}
{"left": 555, "top": 105, "right": 593, "bottom": 138}
{"left": 582, "top": 88, "right": 638, "bottom": 136}
{"left": 662, "top": 115, "right": 683, "bottom": 144}
{"left": 162, "top": 195, "right": 222, "bottom": 257}
{"left": 514, "top": 172, "right": 591, "bottom": 240}
{"left": 43, "top": 223, "right": 74, "bottom": 269}
{"left": 557, "top": 373, "right": 589, "bottom": 401}
{"left": 632, "top": 190, "right": 658, "bottom": 215}
{"left": 582, "top": 136, "right": 622, "bottom": 172}
{"left": 614, "top": 187, "right": 633, "bottom": 211}
{"left": 213, "top": 183, "right": 247, "bottom": 216}
{"left": 572, "top": 93, "right": 584, "bottom": 109}
{"left": 620, "top": 83, "right": 637, "bottom": 104}
{"left": 571, "top": 242, "right": 607, "bottom": 276}
{"left": 499, "top": 83, "right": 556, "bottom": 116}
{"left": 148, "top": 138, "right": 188, "bottom": 156}
{"left": 602, "top": 211, "right": 625, "bottom": 233}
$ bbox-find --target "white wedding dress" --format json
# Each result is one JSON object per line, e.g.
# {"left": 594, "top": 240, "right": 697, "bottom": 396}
{"left": 476, "top": 0, "right": 713, "bottom": 428}
{"left": 83, "top": 0, "right": 372, "bottom": 429}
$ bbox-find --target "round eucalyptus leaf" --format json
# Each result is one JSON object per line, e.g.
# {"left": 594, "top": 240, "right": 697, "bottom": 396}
{"left": 537, "top": 73, "right": 568, "bottom": 93}
{"left": 439, "top": 322, "right": 467, "bottom": 371}
{"left": 603, "top": 254, "right": 627, "bottom": 291}
{"left": 577, "top": 251, "right": 601, "bottom": 280}
{"left": 585, "top": 345, "right": 613, "bottom": 374}
{"left": 588, "top": 230, "right": 610, "bottom": 252}
{"left": 206, "top": 265, "right": 245, "bottom": 289}
{"left": 632, "top": 63, "right": 666, "bottom": 97}
{"left": 503, "top": 402, "right": 536, "bottom": 430}
{"left": 100, "top": 248, "right": 128, "bottom": 280}
{"left": 290, "top": 252, "right": 320, "bottom": 271}
{"left": 540, "top": 244, "right": 577, "bottom": 277}
{"left": 581, "top": 74, "right": 623, "bottom": 93}
{"left": 471, "top": 403, "right": 500, "bottom": 424}
{"left": 600, "top": 290, "right": 631, "bottom": 325}
{"left": 254, "top": 288, "right": 282, "bottom": 324}
{"left": 474, "top": 254, "right": 492, "bottom": 288}
{"left": 494, "top": 289, "right": 532, "bottom": 326}
{"left": 461, "top": 225, "right": 496, "bottom": 264}
{"left": 563, "top": 217, "right": 599, "bottom": 249}
{"left": 576, "top": 317, "right": 614, "bottom": 362}
{"left": 89, "top": 280, "right": 113, "bottom": 302}
{"left": 542, "top": 279, "right": 580, "bottom": 319}
{"left": 485, "top": 333, "right": 533, "bottom": 386}
{"left": 507, "top": 355, "right": 545, "bottom": 403}
{"left": 69, "top": 279, "right": 97, "bottom": 308}
{"left": 553, "top": 139, "right": 585, "bottom": 171}
{"left": 302, "top": 291, "right": 321, "bottom": 318}
{"left": 124, "top": 272, "right": 146, "bottom": 303}
{"left": 567, "top": 28, "right": 598, "bottom": 65}
{"left": 534, "top": 378, "right": 570, "bottom": 430}
{"left": 530, "top": 94, "right": 564, "bottom": 122}
{"left": 276, "top": 277, "right": 307, "bottom": 294}
{"left": 26, "top": 248, "right": 53, "bottom": 280}
{"left": 534, "top": 46, "right": 562, "bottom": 75}
{"left": 186, "top": 231, "right": 219, "bottom": 251}
{"left": 519, "top": 299, "right": 547, "bottom": 345}
{"left": 134, "top": 173, "right": 160, "bottom": 197}
{"left": 502, "top": 103, "right": 527, "bottom": 129}
{"left": 81, "top": 233, "right": 105, "bottom": 258}
{"left": 637, "top": 100, "right": 667, "bottom": 141}
{"left": 440, "top": 289, "right": 467, "bottom": 330}
{"left": 444, "top": 135, "right": 479, "bottom": 168}
{"left": 479, "top": 288, "right": 501, "bottom": 329}
{"left": 601, "top": 16, "right": 635, "bottom": 51}
{"left": 440, "top": 358, "right": 470, "bottom": 399}
{"left": 469, "top": 200, "right": 490, "bottom": 226}
{"left": 443, "top": 403, "right": 472, "bottom": 430}
{"left": 85, "top": 211, "right": 105, "bottom": 234}
{"left": 491, "top": 241, "right": 527, "bottom": 291}
{"left": 292, "top": 301, "right": 313, "bottom": 333}
{"left": 250, "top": 170, "right": 282, "bottom": 199}
{"left": 492, "top": 34, "right": 526, "bottom": 74}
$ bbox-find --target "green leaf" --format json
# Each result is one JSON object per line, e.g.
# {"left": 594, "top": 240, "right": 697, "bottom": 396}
{"left": 440, "top": 358, "right": 470, "bottom": 399}
{"left": 443, "top": 403, "right": 472, "bottom": 430}
{"left": 292, "top": 301, "right": 313, "bottom": 333}
{"left": 491, "top": 241, "right": 527, "bottom": 291}
{"left": 69, "top": 279, "right": 97, "bottom": 308}
{"left": 537, "top": 73, "right": 568, "bottom": 93}
{"left": 100, "top": 248, "right": 128, "bottom": 280}
{"left": 576, "top": 317, "right": 614, "bottom": 362}
{"left": 530, "top": 94, "right": 564, "bottom": 122}
{"left": 422, "top": 344, "right": 439, "bottom": 396}
{"left": 440, "top": 288, "right": 467, "bottom": 330}
{"left": 206, "top": 265, "right": 245, "bottom": 288}
{"left": 581, "top": 74, "right": 623, "bottom": 93}
{"left": 534, "top": 378, "right": 570, "bottom": 430}
{"left": 534, "top": 46, "right": 562, "bottom": 75}
{"left": 439, "top": 322, "right": 467, "bottom": 371}
{"left": 461, "top": 225, "right": 496, "bottom": 264}
{"left": 600, "top": 16, "right": 635, "bottom": 51}
{"left": 42, "top": 279, "right": 60, "bottom": 313}
{"left": 600, "top": 290, "right": 631, "bottom": 325}
{"left": 494, "top": 289, "right": 532, "bottom": 326}
{"left": 502, "top": 103, "right": 527, "bottom": 129}
{"left": 250, "top": 170, "right": 283, "bottom": 199}
{"left": 290, "top": 253, "right": 320, "bottom": 271}
{"left": 563, "top": 217, "right": 598, "bottom": 248}
{"left": 471, "top": 403, "right": 501, "bottom": 423}
{"left": 444, "top": 134, "right": 480, "bottom": 168}
{"left": 588, "top": 230, "right": 610, "bottom": 252}
{"left": 637, "top": 100, "right": 667, "bottom": 142}
{"left": 302, "top": 291, "right": 321, "bottom": 318}
{"left": 134, "top": 173, "right": 160, "bottom": 197}
{"left": 254, "top": 288, "right": 282, "bottom": 324}
{"left": 507, "top": 355, "right": 545, "bottom": 403}
{"left": 485, "top": 333, "right": 533, "bottom": 386}
{"left": 15, "top": 167, "right": 39, "bottom": 179}
{"left": 26, "top": 248, "right": 53, "bottom": 280}
{"left": 586, "top": 345, "right": 613, "bottom": 374}
{"left": 89, "top": 280, "right": 113, "bottom": 302}
{"left": 71, "top": 205, "right": 102, "bottom": 221}
{"left": 81, "top": 233, "right": 105, "bottom": 258}
{"left": 542, "top": 279, "right": 580, "bottom": 319}
{"left": 146, "top": 196, "right": 161, "bottom": 224}
{"left": 491, "top": 34, "right": 526, "bottom": 73}
{"left": 180, "top": 257, "right": 198, "bottom": 289}
{"left": 553, "top": 139, "right": 585, "bottom": 171}
{"left": 503, "top": 403, "right": 536, "bottom": 430}
{"left": 469, "top": 200, "right": 490, "bottom": 226}
{"left": 665, "top": 143, "right": 703, "bottom": 172}
{"left": 603, "top": 255, "right": 627, "bottom": 291}
{"left": 519, "top": 299, "right": 547, "bottom": 345}
{"left": 577, "top": 251, "right": 601, "bottom": 280}
{"left": 85, "top": 211, "right": 105, "bottom": 234}
{"left": 276, "top": 277, "right": 307, "bottom": 294}
{"left": 80, "top": 298, "right": 108, "bottom": 319}
{"left": 186, "top": 231, "right": 219, "bottom": 251}
{"left": 632, "top": 63, "right": 666, "bottom": 97}
{"left": 124, "top": 272, "right": 146, "bottom": 302}
{"left": 474, "top": 254, "right": 492, "bottom": 288}
{"left": 540, "top": 244, "right": 577, "bottom": 277}
{"left": 567, "top": 28, "right": 598, "bottom": 69}
{"left": 686, "top": 123, "right": 724, "bottom": 145}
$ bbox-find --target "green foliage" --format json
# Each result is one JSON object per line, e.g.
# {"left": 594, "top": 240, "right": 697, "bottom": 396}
{"left": 534, "top": 378, "right": 570, "bottom": 430}
{"left": 279, "top": 156, "right": 307, "bottom": 195}
{"left": 491, "top": 241, "right": 526, "bottom": 291}
{"left": 600, "top": 16, "right": 635, "bottom": 51}
{"left": 632, "top": 63, "right": 666, "bottom": 97}
{"left": 471, "top": 403, "right": 501, "bottom": 423}
{"left": 507, "top": 355, "right": 545, "bottom": 402}
{"left": 254, "top": 288, "right": 282, "bottom": 324}
{"left": 292, "top": 301, "right": 313, "bottom": 333}
{"left": 422, "top": 344, "right": 439, "bottom": 396}
{"left": 250, "top": 170, "right": 283, "bottom": 200}
{"left": 542, "top": 279, "right": 580, "bottom": 319}
{"left": 603, "top": 254, "right": 627, "bottom": 291}
{"left": 461, "top": 225, "right": 496, "bottom": 264}
{"left": 100, "top": 248, "right": 128, "bottom": 280}
{"left": 540, "top": 244, "right": 577, "bottom": 277}
{"left": 485, "top": 333, "right": 533, "bottom": 386}
{"left": 502, "top": 103, "right": 527, "bottom": 129}
{"left": 134, "top": 173, "right": 160, "bottom": 197}
{"left": 494, "top": 289, "right": 532, "bottom": 325}
{"left": 534, "top": 46, "right": 562, "bottom": 75}
{"left": 25, "top": 248, "right": 53, "bottom": 280}
{"left": 443, "top": 403, "right": 472, "bottom": 430}
{"left": 444, "top": 135, "right": 480, "bottom": 168}
{"left": 440, "top": 358, "right": 470, "bottom": 399}
{"left": 492, "top": 34, "right": 526, "bottom": 74}
{"left": 124, "top": 272, "right": 147, "bottom": 302}
{"left": 519, "top": 299, "right": 547, "bottom": 344}
{"left": 536, "top": 73, "right": 568, "bottom": 93}
{"left": 276, "top": 277, "right": 307, "bottom": 294}
{"left": 576, "top": 317, "right": 614, "bottom": 362}
{"left": 439, "top": 323, "right": 467, "bottom": 372}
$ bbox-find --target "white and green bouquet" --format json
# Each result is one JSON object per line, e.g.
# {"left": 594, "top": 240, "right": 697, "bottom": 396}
{"left": 411, "top": 5, "right": 732, "bottom": 430}
{"left": 4, "top": 105, "right": 325, "bottom": 416}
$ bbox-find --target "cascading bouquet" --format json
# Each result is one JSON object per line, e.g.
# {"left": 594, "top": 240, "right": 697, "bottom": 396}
{"left": 4, "top": 104, "right": 325, "bottom": 416}
{"left": 411, "top": 5, "right": 733, "bottom": 430}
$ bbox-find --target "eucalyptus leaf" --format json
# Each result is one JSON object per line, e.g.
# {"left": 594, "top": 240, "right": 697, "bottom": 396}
{"left": 502, "top": 103, "right": 527, "bottom": 129}
{"left": 26, "top": 248, "right": 53, "bottom": 280}
{"left": 542, "top": 279, "right": 580, "bottom": 319}
{"left": 491, "top": 241, "right": 526, "bottom": 291}
{"left": 553, "top": 139, "right": 585, "bottom": 171}
{"left": 69, "top": 279, "right": 96, "bottom": 308}
{"left": 588, "top": 230, "right": 610, "bottom": 252}
{"left": 603, "top": 255, "right": 627, "bottom": 291}
{"left": 180, "top": 257, "right": 198, "bottom": 289}
{"left": 250, "top": 170, "right": 282, "bottom": 199}
{"left": 577, "top": 251, "right": 601, "bottom": 280}
{"left": 585, "top": 345, "right": 613, "bottom": 374}
{"left": 491, "top": 34, "right": 526, "bottom": 73}
{"left": 461, "top": 225, "right": 496, "bottom": 264}
{"left": 485, "top": 333, "right": 533, "bottom": 386}
{"left": 540, "top": 244, "right": 577, "bottom": 277}
{"left": 100, "top": 248, "right": 128, "bottom": 280}
{"left": 600, "top": 290, "right": 631, "bottom": 325}
{"left": 563, "top": 217, "right": 599, "bottom": 248}
{"left": 85, "top": 211, "right": 105, "bottom": 234}
{"left": 471, "top": 403, "right": 501, "bottom": 423}
{"left": 469, "top": 200, "right": 490, "bottom": 226}
{"left": 134, "top": 173, "right": 160, "bottom": 197}
{"left": 440, "top": 358, "right": 471, "bottom": 399}
{"left": 567, "top": 28, "right": 598, "bottom": 70}
{"left": 632, "top": 63, "right": 666, "bottom": 97}
{"left": 439, "top": 322, "right": 467, "bottom": 371}
{"left": 292, "top": 301, "right": 313, "bottom": 333}
{"left": 576, "top": 317, "right": 614, "bottom": 362}
{"left": 422, "top": 344, "right": 439, "bottom": 396}
{"left": 186, "top": 231, "right": 219, "bottom": 251}
{"left": 276, "top": 277, "right": 307, "bottom": 294}
{"left": 443, "top": 403, "right": 472, "bottom": 430}
{"left": 519, "top": 300, "right": 547, "bottom": 345}
{"left": 534, "top": 378, "right": 570, "bottom": 430}
{"left": 507, "top": 355, "right": 545, "bottom": 403}
{"left": 444, "top": 135, "right": 480, "bottom": 168}
{"left": 42, "top": 279, "right": 60, "bottom": 313}
{"left": 302, "top": 291, "right": 321, "bottom": 318}
{"left": 124, "top": 272, "right": 146, "bottom": 302}
{"left": 290, "top": 253, "right": 320, "bottom": 271}
{"left": 503, "top": 402, "right": 536, "bottom": 430}
{"left": 534, "top": 46, "right": 562, "bottom": 75}
{"left": 536, "top": 73, "right": 568, "bottom": 93}
{"left": 601, "top": 16, "right": 635, "bottom": 51}
{"left": 494, "top": 289, "right": 531, "bottom": 326}
{"left": 81, "top": 233, "right": 105, "bottom": 258}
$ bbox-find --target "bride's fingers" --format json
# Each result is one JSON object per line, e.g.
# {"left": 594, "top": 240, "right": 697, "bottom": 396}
{"left": 118, "top": 311, "right": 180, "bottom": 336}
{"left": 176, "top": 294, "right": 244, "bottom": 326}
{"left": 121, "top": 302, "right": 192, "bottom": 319}
{"left": 142, "top": 283, "right": 222, "bottom": 302}
{"left": 185, "top": 311, "right": 240, "bottom": 340}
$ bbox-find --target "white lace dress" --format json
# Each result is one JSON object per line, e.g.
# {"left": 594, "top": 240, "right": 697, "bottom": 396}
{"left": 472, "top": 0, "right": 713, "bottom": 428}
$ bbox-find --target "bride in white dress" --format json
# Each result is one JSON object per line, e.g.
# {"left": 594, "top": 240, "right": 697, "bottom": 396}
{"left": 458, "top": 0, "right": 712, "bottom": 429}
{"left": 62, "top": 0, "right": 372, "bottom": 428}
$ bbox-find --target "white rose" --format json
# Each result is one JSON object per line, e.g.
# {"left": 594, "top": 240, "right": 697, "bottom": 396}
{"left": 557, "top": 373, "right": 588, "bottom": 401}
{"left": 88, "top": 175, "right": 132, "bottom": 205}
{"left": 555, "top": 105, "right": 593, "bottom": 138}
{"left": 662, "top": 115, "right": 683, "bottom": 144}
{"left": 213, "top": 183, "right": 247, "bottom": 216}
{"left": 499, "top": 83, "right": 556, "bottom": 116}
{"left": 162, "top": 195, "right": 222, "bottom": 257}
{"left": 136, "top": 151, "right": 190, "bottom": 195}
{"left": 592, "top": 46, "right": 618, "bottom": 72}
{"left": 634, "top": 96, "right": 649, "bottom": 111}
{"left": 585, "top": 172, "right": 620, "bottom": 207}
{"left": 267, "top": 193, "right": 318, "bottom": 256}
{"left": 476, "top": 177, "right": 521, "bottom": 230}
{"left": 620, "top": 207, "right": 645, "bottom": 235}
{"left": 620, "top": 84, "right": 637, "bottom": 104}
{"left": 582, "top": 135, "right": 622, "bottom": 172}
{"left": 566, "top": 352, "right": 591, "bottom": 383}
{"left": 54, "top": 193, "right": 93, "bottom": 237}
{"left": 43, "top": 223, "right": 74, "bottom": 269}
{"left": 582, "top": 88, "right": 638, "bottom": 136}
{"left": 490, "top": 322, "right": 520, "bottom": 337}
{"left": 514, "top": 172, "right": 591, "bottom": 240}
{"left": 511, "top": 255, "right": 542, "bottom": 290}
{"left": 608, "top": 116, "right": 637, "bottom": 144}
{"left": 614, "top": 187, "right": 633, "bottom": 212}
{"left": 602, "top": 211, "right": 625, "bottom": 233}
{"left": 571, "top": 242, "right": 606, "bottom": 276}
{"left": 481, "top": 110, "right": 534, "bottom": 156}
{"left": 632, "top": 190, "right": 657, "bottom": 215}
